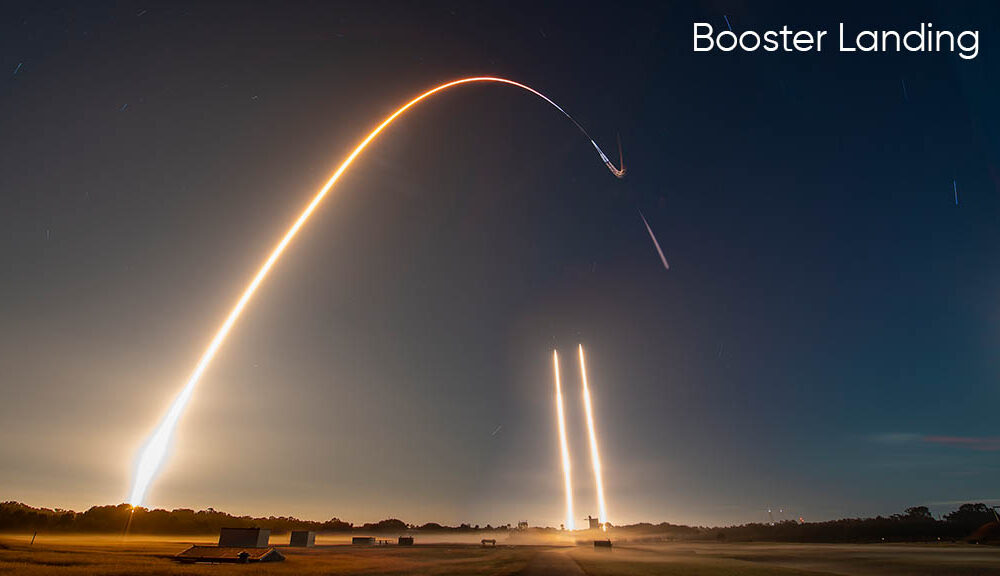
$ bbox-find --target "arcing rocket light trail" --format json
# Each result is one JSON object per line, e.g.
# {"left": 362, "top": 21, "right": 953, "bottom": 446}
{"left": 553, "top": 350, "right": 575, "bottom": 531}
{"left": 127, "top": 77, "right": 625, "bottom": 507}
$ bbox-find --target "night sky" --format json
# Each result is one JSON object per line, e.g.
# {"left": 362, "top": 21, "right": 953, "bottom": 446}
{"left": 1, "top": 1, "right": 998, "bottom": 528}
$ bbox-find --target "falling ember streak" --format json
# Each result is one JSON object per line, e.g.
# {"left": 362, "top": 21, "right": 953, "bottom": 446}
{"left": 127, "top": 77, "right": 625, "bottom": 507}
{"left": 553, "top": 351, "right": 575, "bottom": 531}
{"left": 616, "top": 132, "right": 625, "bottom": 175}
{"left": 578, "top": 344, "right": 608, "bottom": 526}
{"left": 639, "top": 211, "right": 670, "bottom": 270}
{"left": 122, "top": 507, "right": 136, "bottom": 540}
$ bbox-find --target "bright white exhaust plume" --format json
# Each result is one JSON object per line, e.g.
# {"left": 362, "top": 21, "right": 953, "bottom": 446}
{"left": 553, "top": 350, "right": 575, "bottom": 530}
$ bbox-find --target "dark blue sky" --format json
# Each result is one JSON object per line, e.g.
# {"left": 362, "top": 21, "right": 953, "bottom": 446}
{"left": 0, "top": 1, "right": 997, "bottom": 526}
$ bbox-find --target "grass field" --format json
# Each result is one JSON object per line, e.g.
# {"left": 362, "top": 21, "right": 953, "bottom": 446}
{"left": 569, "top": 542, "right": 1000, "bottom": 576}
{"left": 2, "top": 534, "right": 998, "bottom": 575}
{"left": 0, "top": 534, "right": 533, "bottom": 576}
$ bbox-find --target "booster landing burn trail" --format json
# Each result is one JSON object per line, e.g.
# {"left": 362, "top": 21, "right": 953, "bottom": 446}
{"left": 127, "top": 77, "right": 625, "bottom": 508}
{"left": 553, "top": 350, "right": 575, "bottom": 531}
{"left": 579, "top": 344, "right": 609, "bottom": 528}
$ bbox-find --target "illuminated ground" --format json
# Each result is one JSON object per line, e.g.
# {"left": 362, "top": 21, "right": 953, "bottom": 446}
{"left": 1, "top": 535, "right": 999, "bottom": 575}
{"left": 568, "top": 542, "right": 1000, "bottom": 576}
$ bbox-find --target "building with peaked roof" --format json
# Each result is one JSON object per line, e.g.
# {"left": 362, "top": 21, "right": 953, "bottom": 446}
{"left": 175, "top": 546, "right": 284, "bottom": 564}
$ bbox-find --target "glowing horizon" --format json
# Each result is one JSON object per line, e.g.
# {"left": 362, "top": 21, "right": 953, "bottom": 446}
{"left": 579, "top": 344, "right": 608, "bottom": 526}
{"left": 127, "top": 77, "right": 624, "bottom": 508}
{"left": 553, "top": 350, "right": 575, "bottom": 531}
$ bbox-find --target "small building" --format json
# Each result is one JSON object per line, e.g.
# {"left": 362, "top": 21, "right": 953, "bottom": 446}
{"left": 219, "top": 527, "right": 270, "bottom": 548}
{"left": 587, "top": 516, "right": 601, "bottom": 530}
{"left": 289, "top": 531, "right": 316, "bottom": 547}
{"left": 352, "top": 536, "right": 375, "bottom": 545}
{"left": 175, "top": 545, "right": 285, "bottom": 564}
{"left": 398, "top": 536, "right": 414, "bottom": 546}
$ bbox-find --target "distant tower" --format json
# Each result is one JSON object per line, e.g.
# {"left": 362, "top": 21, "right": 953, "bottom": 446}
{"left": 587, "top": 515, "right": 600, "bottom": 530}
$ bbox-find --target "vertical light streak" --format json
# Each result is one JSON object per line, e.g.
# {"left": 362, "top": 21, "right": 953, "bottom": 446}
{"left": 553, "top": 350, "right": 575, "bottom": 531}
{"left": 578, "top": 344, "right": 608, "bottom": 526}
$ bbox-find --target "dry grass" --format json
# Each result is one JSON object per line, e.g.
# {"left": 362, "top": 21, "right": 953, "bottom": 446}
{"left": 570, "top": 547, "right": 829, "bottom": 576}
{"left": 3, "top": 534, "right": 999, "bottom": 575}
{"left": 569, "top": 542, "right": 1000, "bottom": 576}
{"left": 0, "top": 534, "right": 534, "bottom": 576}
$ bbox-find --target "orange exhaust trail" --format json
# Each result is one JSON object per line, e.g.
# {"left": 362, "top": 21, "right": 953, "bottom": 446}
{"left": 553, "top": 350, "right": 575, "bottom": 531}
{"left": 127, "top": 77, "right": 624, "bottom": 507}
{"left": 579, "top": 344, "right": 608, "bottom": 527}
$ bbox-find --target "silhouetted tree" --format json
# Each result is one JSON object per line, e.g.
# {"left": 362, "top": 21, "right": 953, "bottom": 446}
{"left": 362, "top": 518, "right": 408, "bottom": 532}
{"left": 322, "top": 517, "right": 351, "bottom": 531}
{"left": 945, "top": 503, "right": 994, "bottom": 529}
{"left": 904, "top": 506, "right": 933, "bottom": 520}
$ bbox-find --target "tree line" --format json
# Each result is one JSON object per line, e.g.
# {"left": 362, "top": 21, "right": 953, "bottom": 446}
{"left": 0, "top": 502, "right": 349, "bottom": 534}
{"left": 697, "top": 504, "right": 998, "bottom": 544}
{"left": 0, "top": 501, "right": 995, "bottom": 542}
{"left": 0, "top": 502, "right": 518, "bottom": 535}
